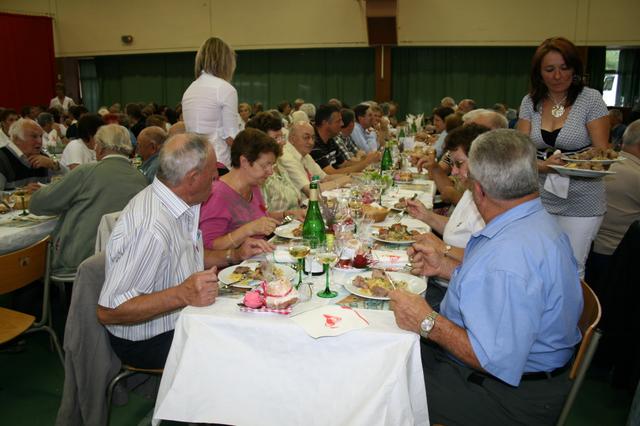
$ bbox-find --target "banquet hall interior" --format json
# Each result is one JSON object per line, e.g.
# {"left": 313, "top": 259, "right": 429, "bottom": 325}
{"left": 1, "top": 0, "right": 639, "bottom": 425}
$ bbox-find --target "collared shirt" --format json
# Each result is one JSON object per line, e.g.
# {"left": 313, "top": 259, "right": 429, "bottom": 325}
{"left": 334, "top": 133, "right": 359, "bottom": 160}
{"left": 310, "top": 131, "right": 346, "bottom": 170}
{"left": 440, "top": 198, "right": 582, "bottom": 386}
{"left": 593, "top": 151, "right": 640, "bottom": 255}
{"left": 182, "top": 72, "right": 239, "bottom": 168}
{"left": 98, "top": 178, "right": 204, "bottom": 341}
{"left": 0, "top": 130, "right": 9, "bottom": 148}
{"left": 279, "top": 142, "right": 326, "bottom": 191}
{"left": 49, "top": 96, "right": 75, "bottom": 113}
{"left": 140, "top": 153, "right": 159, "bottom": 183}
{"left": 351, "top": 122, "right": 378, "bottom": 153}
{"left": 433, "top": 130, "right": 447, "bottom": 159}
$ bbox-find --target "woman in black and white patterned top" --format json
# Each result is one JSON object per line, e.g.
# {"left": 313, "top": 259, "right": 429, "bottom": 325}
{"left": 517, "top": 37, "right": 609, "bottom": 276}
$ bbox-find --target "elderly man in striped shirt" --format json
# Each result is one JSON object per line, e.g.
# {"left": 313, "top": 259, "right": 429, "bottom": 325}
{"left": 97, "top": 133, "right": 273, "bottom": 369}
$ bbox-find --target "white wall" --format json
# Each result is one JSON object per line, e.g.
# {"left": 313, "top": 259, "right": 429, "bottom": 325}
{"left": 1, "top": 0, "right": 638, "bottom": 57}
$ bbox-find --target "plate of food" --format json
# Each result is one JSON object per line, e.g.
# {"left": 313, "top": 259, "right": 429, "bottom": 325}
{"left": 345, "top": 269, "right": 427, "bottom": 300}
{"left": 548, "top": 165, "right": 616, "bottom": 178}
{"left": 371, "top": 223, "right": 421, "bottom": 244}
{"left": 218, "top": 261, "right": 297, "bottom": 289}
{"left": 561, "top": 148, "right": 624, "bottom": 165}
{"left": 274, "top": 220, "right": 303, "bottom": 239}
{"left": 394, "top": 171, "right": 414, "bottom": 183}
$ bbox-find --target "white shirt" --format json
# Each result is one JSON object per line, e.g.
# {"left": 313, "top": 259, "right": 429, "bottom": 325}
{"left": 98, "top": 179, "right": 204, "bottom": 341}
{"left": 49, "top": 96, "right": 75, "bottom": 113}
{"left": 443, "top": 189, "right": 485, "bottom": 248}
{"left": 60, "top": 139, "right": 96, "bottom": 167}
{"left": 182, "top": 72, "right": 239, "bottom": 168}
{"left": 278, "top": 142, "right": 326, "bottom": 191}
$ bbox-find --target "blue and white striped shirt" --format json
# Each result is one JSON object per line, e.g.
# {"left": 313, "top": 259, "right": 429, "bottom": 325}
{"left": 98, "top": 178, "right": 204, "bottom": 341}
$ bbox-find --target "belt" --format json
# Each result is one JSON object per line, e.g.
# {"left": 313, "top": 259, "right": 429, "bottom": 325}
{"left": 468, "top": 361, "right": 572, "bottom": 387}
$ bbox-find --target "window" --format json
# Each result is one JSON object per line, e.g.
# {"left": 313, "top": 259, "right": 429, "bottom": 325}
{"left": 602, "top": 49, "right": 620, "bottom": 106}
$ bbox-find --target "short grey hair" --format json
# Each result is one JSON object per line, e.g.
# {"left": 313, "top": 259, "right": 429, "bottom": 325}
{"left": 441, "top": 97, "right": 456, "bottom": 108}
{"left": 468, "top": 129, "right": 539, "bottom": 200}
{"left": 299, "top": 103, "right": 316, "bottom": 121}
{"left": 157, "top": 133, "right": 210, "bottom": 186}
{"left": 609, "top": 109, "right": 623, "bottom": 121}
{"left": 95, "top": 124, "right": 133, "bottom": 156}
{"left": 36, "top": 112, "right": 54, "bottom": 127}
{"left": 463, "top": 109, "right": 508, "bottom": 129}
{"left": 623, "top": 119, "right": 640, "bottom": 147}
{"left": 9, "top": 118, "right": 40, "bottom": 141}
{"left": 139, "top": 126, "right": 168, "bottom": 146}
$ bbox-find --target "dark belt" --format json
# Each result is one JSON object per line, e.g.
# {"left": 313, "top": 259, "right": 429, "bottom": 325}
{"left": 468, "top": 361, "right": 571, "bottom": 387}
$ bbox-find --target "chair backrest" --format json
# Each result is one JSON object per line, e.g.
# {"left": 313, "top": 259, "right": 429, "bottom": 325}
{"left": 569, "top": 280, "right": 602, "bottom": 379}
{"left": 0, "top": 237, "right": 49, "bottom": 295}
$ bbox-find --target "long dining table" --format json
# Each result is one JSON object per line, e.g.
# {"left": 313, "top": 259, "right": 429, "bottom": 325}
{"left": 0, "top": 210, "right": 57, "bottom": 255}
{"left": 152, "top": 178, "right": 436, "bottom": 426}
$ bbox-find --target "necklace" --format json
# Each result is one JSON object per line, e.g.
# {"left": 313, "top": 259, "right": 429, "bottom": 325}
{"left": 548, "top": 93, "right": 568, "bottom": 118}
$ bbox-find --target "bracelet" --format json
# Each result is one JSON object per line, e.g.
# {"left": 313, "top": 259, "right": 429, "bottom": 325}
{"left": 225, "top": 248, "right": 234, "bottom": 265}
{"left": 227, "top": 233, "right": 237, "bottom": 248}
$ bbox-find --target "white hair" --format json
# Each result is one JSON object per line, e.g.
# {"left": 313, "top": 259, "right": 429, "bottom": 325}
{"left": 156, "top": 133, "right": 210, "bottom": 186}
{"left": 623, "top": 119, "right": 640, "bottom": 147}
{"left": 95, "top": 124, "right": 133, "bottom": 156}
{"left": 290, "top": 110, "right": 309, "bottom": 124}
{"left": 463, "top": 109, "right": 508, "bottom": 129}
{"left": 468, "top": 129, "right": 539, "bottom": 200}
{"left": 9, "top": 118, "right": 40, "bottom": 141}
{"left": 299, "top": 103, "right": 316, "bottom": 121}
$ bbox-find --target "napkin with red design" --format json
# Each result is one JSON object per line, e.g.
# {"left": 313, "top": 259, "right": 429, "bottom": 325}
{"left": 290, "top": 305, "right": 369, "bottom": 338}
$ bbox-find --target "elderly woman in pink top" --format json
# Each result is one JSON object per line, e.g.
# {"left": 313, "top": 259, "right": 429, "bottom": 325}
{"left": 199, "top": 128, "right": 305, "bottom": 250}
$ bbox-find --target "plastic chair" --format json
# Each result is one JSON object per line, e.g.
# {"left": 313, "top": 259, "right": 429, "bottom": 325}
{"left": 556, "top": 280, "right": 603, "bottom": 426}
{"left": 0, "top": 237, "right": 64, "bottom": 366}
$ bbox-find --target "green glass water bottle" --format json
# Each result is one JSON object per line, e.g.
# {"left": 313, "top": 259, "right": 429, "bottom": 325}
{"left": 380, "top": 141, "right": 393, "bottom": 171}
{"left": 302, "top": 176, "right": 326, "bottom": 248}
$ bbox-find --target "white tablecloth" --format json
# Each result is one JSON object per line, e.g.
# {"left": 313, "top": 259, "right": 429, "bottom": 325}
{"left": 0, "top": 211, "right": 57, "bottom": 254}
{"left": 153, "top": 297, "right": 429, "bottom": 425}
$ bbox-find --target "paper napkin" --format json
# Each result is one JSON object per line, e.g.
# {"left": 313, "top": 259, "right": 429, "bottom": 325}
{"left": 290, "top": 305, "right": 369, "bottom": 338}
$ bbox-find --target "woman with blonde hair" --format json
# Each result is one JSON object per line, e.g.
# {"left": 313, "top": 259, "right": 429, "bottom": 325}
{"left": 182, "top": 37, "right": 238, "bottom": 175}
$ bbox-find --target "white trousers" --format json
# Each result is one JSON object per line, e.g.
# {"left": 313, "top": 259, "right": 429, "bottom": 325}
{"left": 553, "top": 215, "right": 604, "bottom": 278}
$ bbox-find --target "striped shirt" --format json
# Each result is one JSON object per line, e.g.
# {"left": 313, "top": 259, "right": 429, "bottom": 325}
{"left": 98, "top": 178, "right": 204, "bottom": 341}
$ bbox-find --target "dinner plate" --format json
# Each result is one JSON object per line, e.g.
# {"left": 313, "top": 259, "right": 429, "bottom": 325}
{"left": 560, "top": 155, "right": 625, "bottom": 165}
{"left": 274, "top": 220, "right": 302, "bottom": 239}
{"left": 370, "top": 231, "right": 416, "bottom": 245}
{"left": 218, "top": 261, "right": 297, "bottom": 289}
{"left": 345, "top": 271, "right": 427, "bottom": 300}
{"left": 548, "top": 165, "right": 616, "bottom": 178}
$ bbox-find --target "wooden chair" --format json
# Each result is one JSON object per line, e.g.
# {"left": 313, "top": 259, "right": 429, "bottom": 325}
{"left": 556, "top": 280, "right": 602, "bottom": 426}
{"left": 0, "top": 237, "right": 64, "bottom": 366}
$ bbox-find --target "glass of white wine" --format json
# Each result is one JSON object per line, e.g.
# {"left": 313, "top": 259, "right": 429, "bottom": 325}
{"left": 14, "top": 190, "right": 29, "bottom": 216}
{"left": 288, "top": 239, "right": 311, "bottom": 289}
{"left": 316, "top": 243, "right": 339, "bottom": 298}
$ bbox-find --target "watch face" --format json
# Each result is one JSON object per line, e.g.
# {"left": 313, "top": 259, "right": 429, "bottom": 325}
{"left": 420, "top": 317, "right": 435, "bottom": 333}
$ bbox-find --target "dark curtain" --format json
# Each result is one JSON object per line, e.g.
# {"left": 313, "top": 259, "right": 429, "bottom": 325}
{"left": 616, "top": 48, "right": 640, "bottom": 108}
{"left": 392, "top": 46, "right": 536, "bottom": 117}
{"left": 586, "top": 47, "right": 606, "bottom": 92}
{"left": 0, "top": 13, "right": 55, "bottom": 110}
{"left": 89, "top": 48, "right": 375, "bottom": 110}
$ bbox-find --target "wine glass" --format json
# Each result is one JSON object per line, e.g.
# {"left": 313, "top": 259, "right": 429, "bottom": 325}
{"left": 14, "top": 190, "right": 29, "bottom": 216}
{"left": 316, "top": 243, "right": 339, "bottom": 298}
{"left": 288, "top": 239, "right": 311, "bottom": 289}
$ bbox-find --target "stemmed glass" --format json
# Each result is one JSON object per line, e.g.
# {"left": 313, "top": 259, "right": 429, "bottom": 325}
{"left": 316, "top": 243, "right": 339, "bottom": 298}
{"left": 288, "top": 239, "right": 311, "bottom": 289}
{"left": 14, "top": 191, "right": 29, "bottom": 216}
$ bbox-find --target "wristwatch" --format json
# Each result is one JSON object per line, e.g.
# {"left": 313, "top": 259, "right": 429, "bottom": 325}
{"left": 442, "top": 244, "right": 452, "bottom": 258}
{"left": 419, "top": 311, "right": 439, "bottom": 339}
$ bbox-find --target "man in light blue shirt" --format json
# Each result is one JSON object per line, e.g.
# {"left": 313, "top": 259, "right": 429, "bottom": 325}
{"left": 390, "top": 129, "right": 582, "bottom": 425}
{"left": 350, "top": 104, "right": 378, "bottom": 153}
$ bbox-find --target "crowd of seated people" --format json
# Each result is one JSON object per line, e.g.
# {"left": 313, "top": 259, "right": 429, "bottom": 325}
{"left": 3, "top": 76, "right": 639, "bottom": 424}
